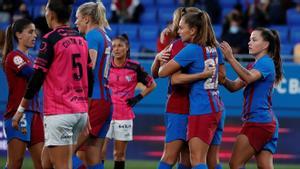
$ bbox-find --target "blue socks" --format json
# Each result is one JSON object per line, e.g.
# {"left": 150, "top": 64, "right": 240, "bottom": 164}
{"left": 87, "top": 163, "right": 104, "bottom": 169}
{"left": 215, "top": 163, "right": 222, "bottom": 169}
{"left": 72, "top": 155, "right": 84, "bottom": 169}
{"left": 177, "top": 163, "right": 191, "bottom": 169}
{"left": 193, "top": 163, "right": 208, "bottom": 169}
{"left": 157, "top": 161, "right": 172, "bottom": 169}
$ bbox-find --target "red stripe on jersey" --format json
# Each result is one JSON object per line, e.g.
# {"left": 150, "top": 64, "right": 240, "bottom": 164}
{"left": 97, "top": 29, "right": 108, "bottom": 99}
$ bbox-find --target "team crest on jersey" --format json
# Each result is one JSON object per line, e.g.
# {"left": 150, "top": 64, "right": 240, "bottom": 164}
{"left": 125, "top": 75, "right": 132, "bottom": 82}
{"left": 13, "top": 56, "right": 25, "bottom": 66}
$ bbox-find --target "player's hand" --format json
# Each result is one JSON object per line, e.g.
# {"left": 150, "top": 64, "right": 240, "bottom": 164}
{"left": 156, "top": 50, "right": 170, "bottom": 64}
{"left": 126, "top": 94, "right": 143, "bottom": 107}
{"left": 220, "top": 41, "right": 234, "bottom": 61}
{"left": 160, "top": 27, "right": 171, "bottom": 43}
{"left": 12, "top": 111, "right": 27, "bottom": 134}
{"left": 203, "top": 64, "right": 216, "bottom": 78}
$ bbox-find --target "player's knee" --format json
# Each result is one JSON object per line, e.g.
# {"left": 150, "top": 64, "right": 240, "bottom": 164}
{"left": 161, "top": 151, "right": 178, "bottom": 165}
{"left": 8, "top": 156, "right": 24, "bottom": 169}
{"left": 113, "top": 150, "right": 126, "bottom": 161}
{"left": 257, "top": 161, "right": 273, "bottom": 169}
{"left": 229, "top": 159, "right": 236, "bottom": 169}
{"left": 42, "top": 160, "right": 53, "bottom": 169}
{"left": 229, "top": 159, "right": 244, "bottom": 169}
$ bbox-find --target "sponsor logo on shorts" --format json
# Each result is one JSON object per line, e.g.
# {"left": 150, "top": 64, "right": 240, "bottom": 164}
{"left": 124, "top": 132, "right": 130, "bottom": 137}
{"left": 59, "top": 127, "right": 72, "bottom": 140}
{"left": 118, "top": 124, "right": 132, "bottom": 129}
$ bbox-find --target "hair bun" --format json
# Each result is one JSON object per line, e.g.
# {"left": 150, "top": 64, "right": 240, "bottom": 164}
{"left": 62, "top": 0, "right": 75, "bottom": 5}
{"left": 120, "top": 33, "right": 129, "bottom": 41}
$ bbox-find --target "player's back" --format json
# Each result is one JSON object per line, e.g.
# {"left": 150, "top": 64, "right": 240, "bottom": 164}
{"left": 35, "top": 26, "right": 89, "bottom": 115}
{"left": 86, "top": 28, "right": 112, "bottom": 101}
{"left": 166, "top": 39, "right": 190, "bottom": 115}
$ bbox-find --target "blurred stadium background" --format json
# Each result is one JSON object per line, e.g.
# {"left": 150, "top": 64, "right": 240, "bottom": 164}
{"left": 0, "top": 0, "right": 300, "bottom": 168}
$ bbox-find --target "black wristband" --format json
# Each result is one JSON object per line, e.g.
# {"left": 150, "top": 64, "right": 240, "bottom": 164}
{"left": 136, "top": 93, "right": 143, "bottom": 101}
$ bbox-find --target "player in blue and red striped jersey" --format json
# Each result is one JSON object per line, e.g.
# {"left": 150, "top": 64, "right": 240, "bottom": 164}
{"left": 74, "top": 2, "right": 113, "bottom": 169}
{"left": 159, "top": 11, "right": 224, "bottom": 169}
{"left": 153, "top": 7, "right": 226, "bottom": 169}
{"left": 152, "top": 7, "right": 198, "bottom": 169}
{"left": 12, "top": 0, "right": 91, "bottom": 168}
{"left": 220, "top": 27, "right": 282, "bottom": 169}
{"left": 2, "top": 18, "right": 44, "bottom": 169}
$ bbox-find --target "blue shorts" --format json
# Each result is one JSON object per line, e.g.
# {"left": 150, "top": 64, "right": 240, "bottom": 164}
{"left": 4, "top": 111, "right": 34, "bottom": 143}
{"left": 211, "top": 110, "right": 226, "bottom": 145}
{"left": 263, "top": 118, "right": 279, "bottom": 154}
{"left": 165, "top": 112, "right": 188, "bottom": 143}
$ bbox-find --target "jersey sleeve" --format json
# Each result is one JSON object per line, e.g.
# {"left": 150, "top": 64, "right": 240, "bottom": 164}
{"left": 173, "top": 44, "right": 198, "bottom": 68}
{"left": 34, "top": 37, "right": 54, "bottom": 72}
{"left": 216, "top": 47, "right": 224, "bottom": 65}
{"left": 253, "top": 57, "right": 273, "bottom": 79}
{"left": 86, "top": 31, "right": 104, "bottom": 52}
{"left": 137, "top": 64, "right": 154, "bottom": 87}
{"left": 6, "top": 53, "right": 31, "bottom": 74}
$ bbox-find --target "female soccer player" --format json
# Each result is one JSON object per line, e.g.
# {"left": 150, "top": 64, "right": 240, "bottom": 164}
{"left": 12, "top": 0, "right": 91, "bottom": 168}
{"left": 74, "top": 2, "right": 113, "bottom": 168}
{"left": 158, "top": 11, "right": 224, "bottom": 169}
{"left": 153, "top": 7, "right": 226, "bottom": 169}
{"left": 102, "top": 34, "right": 156, "bottom": 169}
{"left": 220, "top": 27, "right": 282, "bottom": 169}
{"left": 2, "top": 18, "right": 44, "bottom": 169}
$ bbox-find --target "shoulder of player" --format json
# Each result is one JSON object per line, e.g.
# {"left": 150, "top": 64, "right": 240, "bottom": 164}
{"left": 255, "top": 55, "right": 273, "bottom": 67}
{"left": 43, "top": 28, "right": 82, "bottom": 43}
{"left": 172, "top": 39, "right": 184, "bottom": 46}
{"left": 6, "top": 50, "right": 27, "bottom": 61}
{"left": 5, "top": 50, "right": 28, "bottom": 67}
{"left": 180, "top": 43, "right": 201, "bottom": 53}
{"left": 42, "top": 29, "right": 57, "bottom": 39}
{"left": 124, "top": 59, "right": 142, "bottom": 70}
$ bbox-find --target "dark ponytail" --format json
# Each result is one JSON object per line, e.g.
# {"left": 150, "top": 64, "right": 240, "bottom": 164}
{"left": 48, "top": 0, "right": 75, "bottom": 23}
{"left": 254, "top": 27, "right": 283, "bottom": 85}
{"left": 270, "top": 29, "right": 283, "bottom": 85}
{"left": 2, "top": 18, "right": 33, "bottom": 67}
{"left": 113, "top": 33, "right": 130, "bottom": 58}
{"left": 2, "top": 25, "right": 14, "bottom": 67}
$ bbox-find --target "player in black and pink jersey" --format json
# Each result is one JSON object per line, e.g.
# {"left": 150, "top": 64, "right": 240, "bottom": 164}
{"left": 12, "top": 0, "right": 93, "bottom": 168}
{"left": 2, "top": 18, "right": 44, "bottom": 169}
{"left": 102, "top": 34, "right": 156, "bottom": 169}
